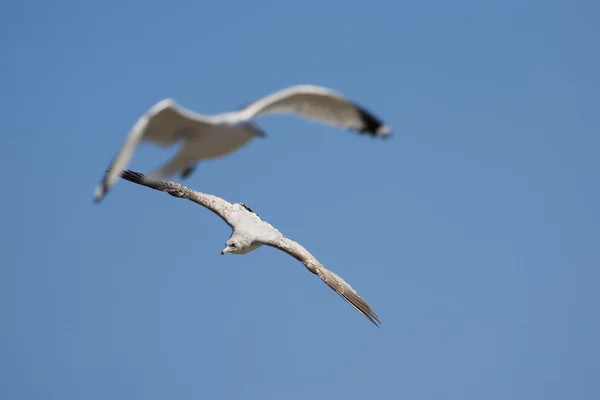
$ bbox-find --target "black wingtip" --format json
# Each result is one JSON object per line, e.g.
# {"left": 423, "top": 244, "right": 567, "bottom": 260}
{"left": 364, "top": 309, "right": 382, "bottom": 328}
{"left": 119, "top": 170, "right": 148, "bottom": 185}
{"left": 103, "top": 168, "right": 149, "bottom": 185}
{"left": 354, "top": 104, "right": 391, "bottom": 138}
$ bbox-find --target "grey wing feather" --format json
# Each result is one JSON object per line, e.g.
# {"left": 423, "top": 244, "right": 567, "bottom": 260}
{"left": 237, "top": 85, "right": 391, "bottom": 137}
{"left": 264, "top": 236, "right": 381, "bottom": 326}
{"left": 315, "top": 267, "right": 381, "bottom": 327}
{"left": 116, "top": 169, "right": 235, "bottom": 228}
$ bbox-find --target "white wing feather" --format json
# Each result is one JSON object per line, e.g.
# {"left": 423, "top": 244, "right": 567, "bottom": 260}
{"left": 94, "top": 99, "right": 216, "bottom": 202}
{"left": 236, "top": 85, "right": 390, "bottom": 136}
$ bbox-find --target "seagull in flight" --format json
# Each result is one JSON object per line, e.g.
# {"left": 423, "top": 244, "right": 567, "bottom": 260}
{"left": 115, "top": 169, "right": 381, "bottom": 326}
{"left": 94, "top": 84, "right": 392, "bottom": 203}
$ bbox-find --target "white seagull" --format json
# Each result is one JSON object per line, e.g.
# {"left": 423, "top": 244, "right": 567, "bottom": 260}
{"left": 94, "top": 84, "right": 391, "bottom": 203}
{"left": 116, "top": 169, "right": 381, "bottom": 326}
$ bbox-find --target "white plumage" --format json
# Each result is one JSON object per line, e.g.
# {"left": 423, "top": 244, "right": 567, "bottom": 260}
{"left": 116, "top": 169, "right": 381, "bottom": 326}
{"left": 94, "top": 85, "right": 391, "bottom": 202}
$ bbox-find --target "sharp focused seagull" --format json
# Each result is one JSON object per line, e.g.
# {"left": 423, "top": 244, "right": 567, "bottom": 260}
{"left": 116, "top": 169, "right": 381, "bottom": 326}
{"left": 94, "top": 84, "right": 392, "bottom": 203}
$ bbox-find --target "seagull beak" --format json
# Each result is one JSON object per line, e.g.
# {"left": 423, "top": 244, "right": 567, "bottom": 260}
{"left": 221, "top": 247, "right": 230, "bottom": 256}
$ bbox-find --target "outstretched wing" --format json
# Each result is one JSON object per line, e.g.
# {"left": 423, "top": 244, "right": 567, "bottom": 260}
{"left": 237, "top": 85, "right": 391, "bottom": 137}
{"left": 314, "top": 267, "right": 381, "bottom": 327}
{"left": 263, "top": 236, "right": 381, "bottom": 327}
{"left": 115, "top": 169, "right": 235, "bottom": 228}
{"left": 94, "top": 99, "right": 216, "bottom": 203}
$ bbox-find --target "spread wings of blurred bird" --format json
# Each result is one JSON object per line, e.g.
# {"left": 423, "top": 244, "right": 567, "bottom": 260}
{"left": 94, "top": 84, "right": 392, "bottom": 203}
{"left": 115, "top": 169, "right": 382, "bottom": 327}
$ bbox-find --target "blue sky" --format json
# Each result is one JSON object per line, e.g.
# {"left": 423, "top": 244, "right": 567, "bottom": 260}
{"left": 1, "top": 0, "right": 599, "bottom": 399}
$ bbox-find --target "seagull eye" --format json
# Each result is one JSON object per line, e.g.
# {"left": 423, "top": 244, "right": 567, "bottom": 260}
{"left": 230, "top": 243, "right": 236, "bottom": 247}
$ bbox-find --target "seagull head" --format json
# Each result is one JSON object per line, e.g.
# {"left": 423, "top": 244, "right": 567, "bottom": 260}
{"left": 221, "top": 236, "right": 252, "bottom": 255}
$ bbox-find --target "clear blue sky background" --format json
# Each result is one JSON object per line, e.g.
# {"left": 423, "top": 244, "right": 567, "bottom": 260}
{"left": 1, "top": 0, "right": 598, "bottom": 399}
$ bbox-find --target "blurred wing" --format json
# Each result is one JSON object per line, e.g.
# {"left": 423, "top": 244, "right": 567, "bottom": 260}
{"left": 263, "top": 236, "right": 381, "bottom": 326}
{"left": 94, "top": 99, "right": 215, "bottom": 202}
{"left": 237, "top": 84, "right": 391, "bottom": 137}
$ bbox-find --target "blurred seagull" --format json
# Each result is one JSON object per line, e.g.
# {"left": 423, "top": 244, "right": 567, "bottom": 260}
{"left": 94, "top": 84, "right": 392, "bottom": 203}
{"left": 116, "top": 169, "right": 381, "bottom": 327}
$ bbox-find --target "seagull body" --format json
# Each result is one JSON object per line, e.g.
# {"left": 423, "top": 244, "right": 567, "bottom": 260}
{"left": 116, "top": 169, "right": 381, "bottom": 326}
{"left": 94, "top": 85, "right": 391, "bottom": 202}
